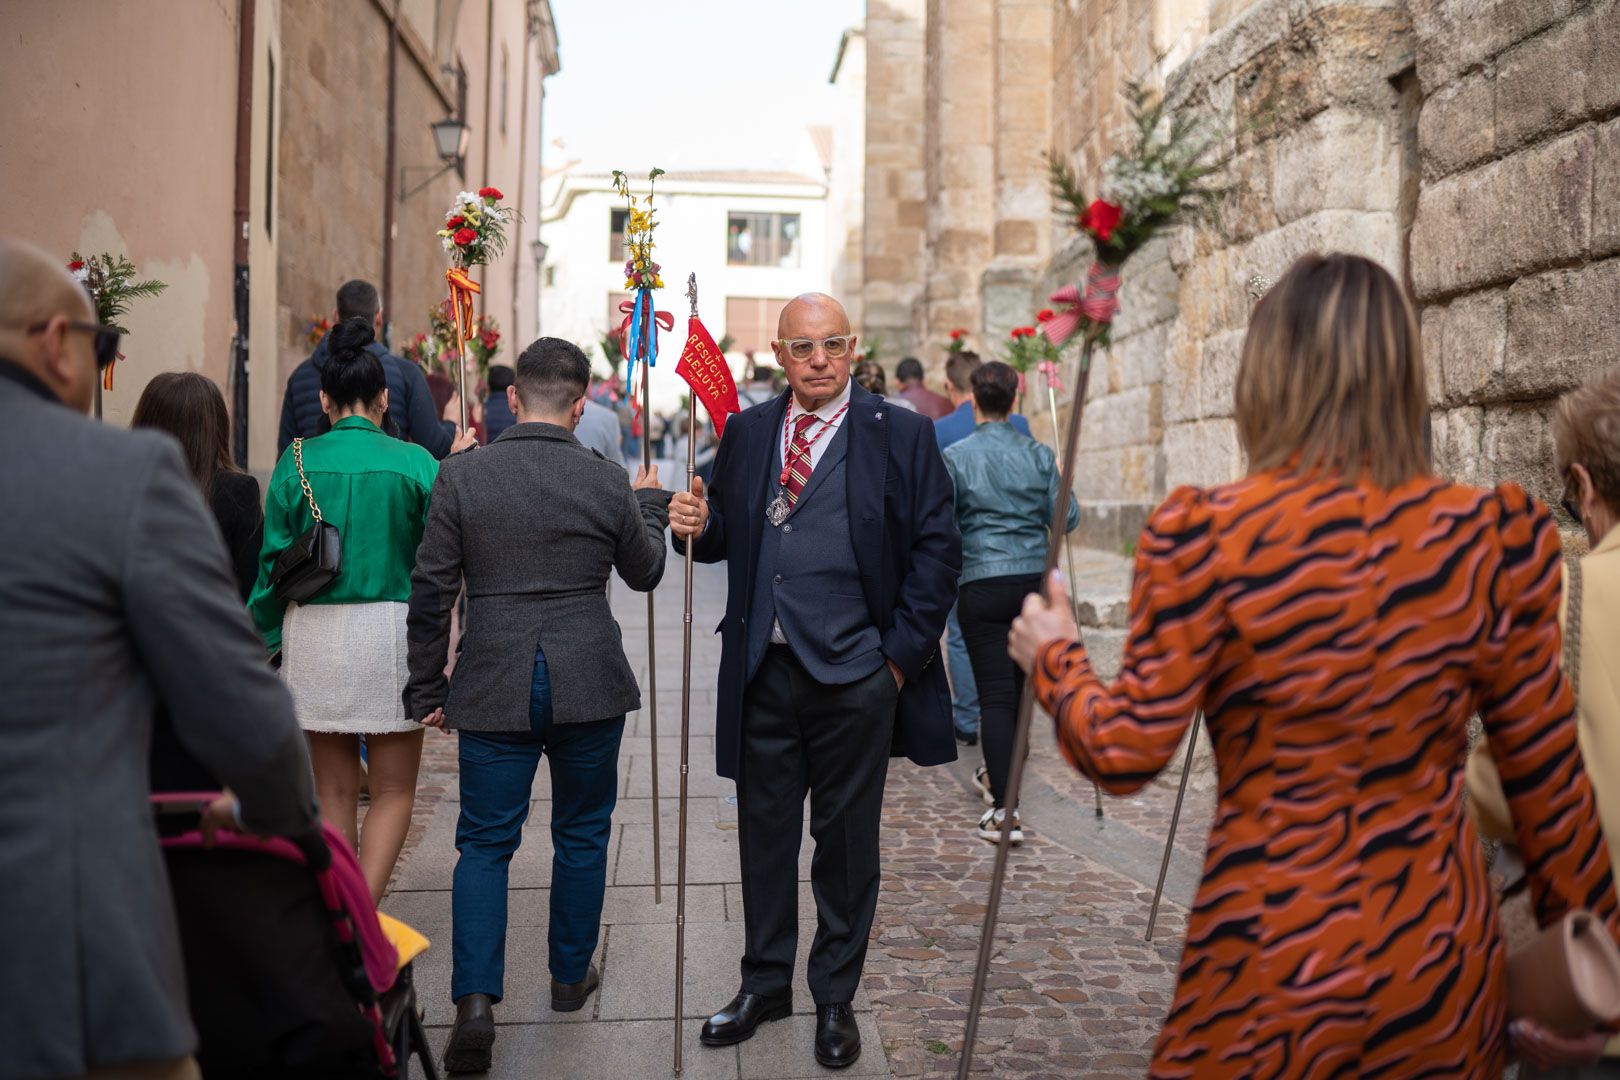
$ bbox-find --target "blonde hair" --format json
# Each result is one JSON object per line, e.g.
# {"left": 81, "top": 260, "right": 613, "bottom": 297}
{"left": 1234, "top": 253, "right": 1429, "bottom": 489}
{"left": 1553, "top": 366, "right": 1620, "bottom": 515}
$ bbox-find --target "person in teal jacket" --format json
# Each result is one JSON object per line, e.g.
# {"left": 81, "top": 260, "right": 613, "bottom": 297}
{"left": 942, "top": 360, "right": 1079, "bottom": 846}
{"left": 249, "top": 316, "right": 450, "bottom": 901}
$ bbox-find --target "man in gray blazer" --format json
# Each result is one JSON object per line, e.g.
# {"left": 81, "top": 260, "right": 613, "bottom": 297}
{"left": 407, "top": 337, "right": 670, "bottom": 1074}
{"left": 0, "top": 239, "right": 318, "bottom": 1080}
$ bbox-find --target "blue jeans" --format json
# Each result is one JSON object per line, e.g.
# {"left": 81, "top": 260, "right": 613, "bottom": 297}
{"left": 946, "top": 602, "right": 980, "bottom": 739}
{"left": 451, "top": 646, "right": 625, "bottom": 1001}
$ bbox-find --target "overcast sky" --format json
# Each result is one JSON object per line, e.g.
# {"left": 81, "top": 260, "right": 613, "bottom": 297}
{"left": 543, "top": 0, "right": 866, "bottom": 177}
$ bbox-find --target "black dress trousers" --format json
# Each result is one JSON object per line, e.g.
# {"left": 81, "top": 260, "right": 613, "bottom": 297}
{"left": 736, "top": 645, "right": 898, "bottom": 1004}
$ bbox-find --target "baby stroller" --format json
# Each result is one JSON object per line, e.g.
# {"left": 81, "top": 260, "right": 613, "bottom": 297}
{"left": 153, "top": 792, "right": 439, "bottom": 1079}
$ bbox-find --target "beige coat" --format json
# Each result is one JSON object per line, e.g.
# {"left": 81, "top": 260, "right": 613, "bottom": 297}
{"left": 1468, "top": 525, "right": 1620, "bottom": 1051}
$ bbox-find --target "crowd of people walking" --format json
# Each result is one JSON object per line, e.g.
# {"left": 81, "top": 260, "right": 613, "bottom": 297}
{"left": 4, "top": 230, "right": 1620, "bottom": 1079}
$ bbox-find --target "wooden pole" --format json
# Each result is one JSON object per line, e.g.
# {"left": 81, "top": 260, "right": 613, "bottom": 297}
{"left": 644, "top": 321, "right": 663, "bottom": 906}
{"left": 958, "top": 334, "right": 1097, "bottom": 1080}
{"left": 673, "top": 272, "right": 699, "bottom": 1074}
{"left": 1146, "top": 716, "right": 1200, "bottom": 941}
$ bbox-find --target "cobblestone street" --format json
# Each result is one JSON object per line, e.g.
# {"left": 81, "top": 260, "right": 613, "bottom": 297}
{"left": 382, "top": 524, "right": 1213, "bottom": 1077}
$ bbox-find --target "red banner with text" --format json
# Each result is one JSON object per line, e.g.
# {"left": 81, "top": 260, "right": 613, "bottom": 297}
{"left": 674, "top": 316, "right": 740, "bottom": 437}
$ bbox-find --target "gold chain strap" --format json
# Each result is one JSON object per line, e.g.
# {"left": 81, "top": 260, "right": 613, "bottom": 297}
{"left": 292, "top": 437, "right": 324, "bottom": 524}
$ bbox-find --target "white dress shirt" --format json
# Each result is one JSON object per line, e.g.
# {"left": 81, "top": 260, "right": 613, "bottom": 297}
{"left": 770, "top": 378, "right": 854, "bottom": 644}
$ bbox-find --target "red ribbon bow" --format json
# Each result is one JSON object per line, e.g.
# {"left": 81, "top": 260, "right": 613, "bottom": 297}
{"left": 616, "top": 298, "right": 675, "bottom": 360}
{"left": 1039, "top": 261, "right": 1123, "bottom": 348}
{"left": 445, "top": 267, "right": 482, "bottom": 340}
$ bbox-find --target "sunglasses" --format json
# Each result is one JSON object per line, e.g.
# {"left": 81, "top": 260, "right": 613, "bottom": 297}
{"left": 777, "top": 335, "right": 855, "bottom": 361}
{"left": 1561, "top": 476, "right": 1584, "bottom": 525}
{"left": 28, "top": 319, "right": 121, "bottom": 369}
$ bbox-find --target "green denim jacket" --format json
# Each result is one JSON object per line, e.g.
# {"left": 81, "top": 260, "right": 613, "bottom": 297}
{"left": 942, "top": 420, "right": 1079, "bottom": 585}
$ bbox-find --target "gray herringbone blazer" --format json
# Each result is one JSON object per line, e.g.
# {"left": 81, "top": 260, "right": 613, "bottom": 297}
{"left": 0, "top": 366, "right": 318, "bottom": 1079}
{"left": 406, "top": 422, "right": 670, "bottom": 731}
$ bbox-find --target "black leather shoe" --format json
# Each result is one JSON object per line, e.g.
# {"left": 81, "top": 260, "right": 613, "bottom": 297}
{"left": 443, "top": 993, "right": 495, "bottom": 1074}
{"left": 550, "top": 964, "right": 601, "bottom": 1012}
{"left": 814, "top": 1002, "right": 861, "bottom": 1068}
{"left": 699, "top": 989, "right": 793, "bottom": 1046}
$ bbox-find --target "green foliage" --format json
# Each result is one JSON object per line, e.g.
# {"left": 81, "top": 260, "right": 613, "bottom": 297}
{"left": 70, "top": 252, "right": 167, "bottom": 333}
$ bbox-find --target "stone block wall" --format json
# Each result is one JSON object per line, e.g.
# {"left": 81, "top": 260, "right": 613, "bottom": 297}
{"left": 1411, "top": 0, "right": 1620, "bottom": 509}
{"left": 864, "top": 0, "right": 930, "bottom": 361}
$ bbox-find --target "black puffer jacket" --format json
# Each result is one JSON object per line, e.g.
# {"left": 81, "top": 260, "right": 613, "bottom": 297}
{"left": 276, "top": 335, "right": 454, "bottom": 458}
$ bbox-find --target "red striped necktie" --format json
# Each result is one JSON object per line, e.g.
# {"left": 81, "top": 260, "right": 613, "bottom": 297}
{"left": 782, "top": 413, "right": 819, "bottom": 508}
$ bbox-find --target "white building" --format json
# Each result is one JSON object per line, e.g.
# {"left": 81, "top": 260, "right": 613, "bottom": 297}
{"left": 538, "top": 167, "right": 832, "bottom": 411}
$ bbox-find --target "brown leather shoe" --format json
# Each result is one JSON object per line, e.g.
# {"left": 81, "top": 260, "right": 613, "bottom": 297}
{"left": 550, "top": 964, "right": 601, "bottom": 1012}
{"left": 442, "top": 993, "right": 495, "bottom": 1073}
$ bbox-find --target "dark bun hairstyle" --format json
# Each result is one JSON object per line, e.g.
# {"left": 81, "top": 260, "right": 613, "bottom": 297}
{"left": 321, "top": 315, "right": 387, "bottom": 410}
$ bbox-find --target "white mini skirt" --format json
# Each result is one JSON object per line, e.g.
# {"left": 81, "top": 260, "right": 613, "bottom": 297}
{"left": 282, "top": 600, "right": 419, "bottom": 735}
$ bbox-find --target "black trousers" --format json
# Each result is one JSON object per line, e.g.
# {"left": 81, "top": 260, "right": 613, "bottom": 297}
{"left": 737, "top": 646, "right": 898, "bottom": 1004}
{"left": 958, "top": 573, "right": 1043, "bottom": 808}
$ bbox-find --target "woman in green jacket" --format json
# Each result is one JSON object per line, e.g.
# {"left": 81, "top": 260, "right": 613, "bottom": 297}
{"left": 249, "top": 316, "right": 442, "bottom": 901}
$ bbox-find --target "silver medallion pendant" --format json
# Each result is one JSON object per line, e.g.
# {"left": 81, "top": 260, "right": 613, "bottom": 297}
{"left": 766, "top": 493, "right": 791, "bottom": 527}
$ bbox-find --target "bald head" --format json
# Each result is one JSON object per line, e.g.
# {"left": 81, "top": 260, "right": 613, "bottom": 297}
{"left": 772, "top": 292, "right": 857, "bottom": 411}
{"left": 0, "top": 237, "right": 99, "bottom": 413}
{"left": 777, "top": 292, "right": 850, "bottom": 339}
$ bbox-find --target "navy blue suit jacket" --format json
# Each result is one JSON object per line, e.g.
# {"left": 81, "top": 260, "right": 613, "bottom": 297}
{"left": 677, "top": 383, "right": 962, "bottom": 781}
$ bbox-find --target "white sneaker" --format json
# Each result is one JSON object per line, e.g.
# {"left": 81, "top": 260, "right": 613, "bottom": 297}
{"left": 972, "top": 764, "right": 994, "bottom": 806}
{"left": 977, "top": 807, "right": 1023, "bottom": 845}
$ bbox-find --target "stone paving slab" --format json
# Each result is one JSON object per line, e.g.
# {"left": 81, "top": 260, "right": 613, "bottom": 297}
{"left": 423, "top": 1019, "right": 741, "bottom": 1079}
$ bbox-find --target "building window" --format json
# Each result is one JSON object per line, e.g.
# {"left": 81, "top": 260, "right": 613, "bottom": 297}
{"left": 264, "top": 54, "right": 275, "bottom": 237}
{"left": 609, "top": 208, "right": 629, "bottom": 262}
{"left": 727, "top": 212, "right": 801, "bottom": 267}
{"left": 725, "top": 297, "right": 791, "bottom": 354}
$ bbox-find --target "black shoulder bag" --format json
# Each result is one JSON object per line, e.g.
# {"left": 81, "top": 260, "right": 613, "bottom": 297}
{"left": 269, "top": 437, "right": 342, "bottom": 602}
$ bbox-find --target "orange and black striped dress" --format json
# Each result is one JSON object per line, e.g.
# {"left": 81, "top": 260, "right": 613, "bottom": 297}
{"left": 1031, "top": 471, "right": 1618, "bottom": 1078}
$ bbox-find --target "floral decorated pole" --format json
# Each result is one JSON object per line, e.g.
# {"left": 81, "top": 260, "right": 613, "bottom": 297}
{"left": 612, "top": 166, "right": 670, "bottom": 906}
{"left": 437, "top": 185, "right": 517, "bottom": 430}
{"left": 958, "top": 80, "right": 1232, "bottom": 1080}
{"left": 67, "top": 252, "right": 168, "bottom": 419}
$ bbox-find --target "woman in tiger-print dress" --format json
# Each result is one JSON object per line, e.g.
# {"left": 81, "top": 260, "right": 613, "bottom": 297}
{"left": 1010, "top": 254, "right": 1619, "bottom": 1078}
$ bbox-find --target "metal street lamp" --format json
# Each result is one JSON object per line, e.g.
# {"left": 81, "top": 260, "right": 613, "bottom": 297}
{"left": 400, "top": 115, "right": 471, "bottom": 202}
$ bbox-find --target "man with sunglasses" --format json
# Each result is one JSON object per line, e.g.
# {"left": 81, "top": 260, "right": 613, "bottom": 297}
{"left": 0, "top": 238, "right": 318, "bottom": 1080}
{"left": 671, "top": 293, "right": 961, "bottom": 1070}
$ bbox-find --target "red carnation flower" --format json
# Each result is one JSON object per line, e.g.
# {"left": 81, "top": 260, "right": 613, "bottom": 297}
{"left": 67, "top": 259, "right": 85, "bottom": 271}
{"left": 445, "top": 215, "right": 466, "bottom": 229}
{"left": 949, "top": 329, "right": 966, "bottom": 340}
{"left": 1080, "top": 199, "right": 1124, "bottom": 244}
{"left": 453, "top": 227, "right": 478, "bottom": 246}
{"left": 478, "top": 186, "right": 504, "bottom": 200}
{"left": 1036, "top": 308, "right": 1055, "bottom": 322}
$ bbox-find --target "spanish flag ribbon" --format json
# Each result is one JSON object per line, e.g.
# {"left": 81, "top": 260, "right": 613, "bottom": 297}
{"left": 445, "top": 267, "right": 481, "bottom": 340}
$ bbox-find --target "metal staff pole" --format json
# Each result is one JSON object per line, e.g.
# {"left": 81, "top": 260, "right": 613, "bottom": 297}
{"left": 673, "top": 273, "right": 700, "bottom": 1075}
{"left": 453, "top": 293, "right": 469, "bottom": 432}
{"left": 1145, "top": 713, "right": 1200, "bottom": 942}
{"left": 1044, "top": 375, "right": 1104, "bottom": 821}
{"left": 643, "top": 312, "right": 664, "bottom": 907}
{"left": 958, "top": 331, "right": 1098, "bottom": 1080}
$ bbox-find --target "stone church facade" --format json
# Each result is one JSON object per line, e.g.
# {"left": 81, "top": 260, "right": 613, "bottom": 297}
{"left": 854, "top": 0, "right": 1619, "bottom": 553}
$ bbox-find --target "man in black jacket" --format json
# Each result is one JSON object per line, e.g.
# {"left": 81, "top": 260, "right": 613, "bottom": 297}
{"left": 670, "top": 293, "right": 960, "bottom": 1071}
{"left": 277, "top": 279, "right": 467, "bottom": 458}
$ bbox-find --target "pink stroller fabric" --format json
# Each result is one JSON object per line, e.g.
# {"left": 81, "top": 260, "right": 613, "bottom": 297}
{"left": 154, "top": 793, "right": 402, "bottom": 1073}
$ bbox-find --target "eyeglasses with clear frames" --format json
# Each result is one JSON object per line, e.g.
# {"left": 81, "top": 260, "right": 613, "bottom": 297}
{"left": 777, "top": 335, "right": 856, "bottom": 361}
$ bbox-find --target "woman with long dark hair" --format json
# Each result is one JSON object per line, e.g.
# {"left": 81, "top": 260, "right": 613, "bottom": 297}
{"left": 1009, "top": 254, "right": 1619, "bottom": 1076}
{"left": 249, "top": 316, "right": 438, "bottom": 901}
{"left": 131, "top": 372, "right": 261, "bottom": 600}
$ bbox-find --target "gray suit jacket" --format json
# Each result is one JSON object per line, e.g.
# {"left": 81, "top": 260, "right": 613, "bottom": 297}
{"left": 406, "top": 422, "right": 670, "bottom": 731}
{"left": 0, "top": 366, "right": 318, "bottom": 1079}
